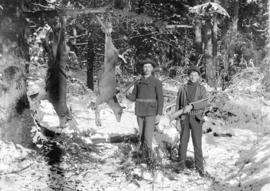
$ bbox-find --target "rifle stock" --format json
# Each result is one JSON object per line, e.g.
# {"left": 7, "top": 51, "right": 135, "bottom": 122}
{"left": 168, "top": 108, "right": 185, "bottom": 121}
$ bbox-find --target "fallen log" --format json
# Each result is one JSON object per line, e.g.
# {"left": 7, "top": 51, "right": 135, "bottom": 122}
{"left": 91, "top": 134, "right": 139, "bottom": 144}
{"left": 213, "top": 132, "right": 232, "bottom": 137}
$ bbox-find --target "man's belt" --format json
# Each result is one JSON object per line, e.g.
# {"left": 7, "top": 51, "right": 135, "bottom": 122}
{"left": 136, "top": 98, "right": 156, "bottom": 103}
{"left": 189, "top": 109, "right": 205, "bottom": 115}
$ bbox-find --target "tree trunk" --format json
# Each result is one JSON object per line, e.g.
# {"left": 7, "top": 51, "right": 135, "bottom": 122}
{"left": 137, "top": 0, "right": 145, "bottom": 14}
{"left": 0, "top": 0, "right": 35, "bottom": 148}
{"left": 225, "top": 0, "right": 239, "bottom": 85}
{"left": 264, "top": 0, "right": 270, "bottom": 94}
{"left": 194, "top": 18, "right": 203, "bottom": 56}
{"left": 232, "top": 0, "right": 239, "bottom": 33}
{"left": 204, "top": 18, "right": 216, "bottom": 87}
{"left": 268, "top": 0, "right": 270, "bottom": 56}
{"left": 212, "top": 14, "right": 218, "bottom": 88}
{"left": 0, "top": 56, "right": 35, "bottom": 148}
{"left": 87, "top": 35, "right": 95, "bottom": 90}
{"left": 17, "top": 30, "right": 31, "bottom": 73}
{"left": 194, "top": 0, "right": 203, "bottom": 57}
{"left": 212, "top": 15, "right": 218, "bottom": 60}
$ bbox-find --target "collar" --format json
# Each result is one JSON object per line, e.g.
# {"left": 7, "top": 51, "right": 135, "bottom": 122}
{"left": 187, "top": 80, "right": 199, "bottom": 86}
{"left": 183, "top": 81, "right": 200, "bottom": 92}
{"left": 139, "top": 75, "right": 154, "bottom": 84}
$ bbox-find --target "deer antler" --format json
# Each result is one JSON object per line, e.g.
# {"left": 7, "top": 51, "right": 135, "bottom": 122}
{"left": 118, "top": 49, "right": 132, "bottom": 64}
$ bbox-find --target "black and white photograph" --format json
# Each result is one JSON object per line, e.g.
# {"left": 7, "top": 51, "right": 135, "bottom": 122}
{"left": 0, "top": 0, "right": 270, "bottom": 190}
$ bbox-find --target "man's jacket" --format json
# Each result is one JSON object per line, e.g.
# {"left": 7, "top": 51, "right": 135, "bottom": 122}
{"left": 175, "top": 82, "right": 208, "bottom": 121}
{"left": 127, "top": 75, "right": 164, "bottom": 116}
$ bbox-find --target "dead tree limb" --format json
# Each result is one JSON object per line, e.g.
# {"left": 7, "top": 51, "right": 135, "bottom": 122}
{"left": 0, "top": 163, "right": 34, "bottom": 175}
{"left": 23, "top": 6, "right": 108, "bottom": 19}
{"left": 68, "top": 33, "right": 88, "bottom": 39}
{"left": 166, "top": 24, "right": 193, "bottom": 29}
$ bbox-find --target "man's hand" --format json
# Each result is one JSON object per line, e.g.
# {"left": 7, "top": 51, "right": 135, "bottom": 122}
{"left": 155, "top": 114, "right": 161, "bottom": 125}
{"left": 183, "top": 104, "right": 193, "bottom": 113}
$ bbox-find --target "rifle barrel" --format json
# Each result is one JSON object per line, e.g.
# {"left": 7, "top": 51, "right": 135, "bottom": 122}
{"left": 168, "top": 98, "right": 209, "bottom": 121}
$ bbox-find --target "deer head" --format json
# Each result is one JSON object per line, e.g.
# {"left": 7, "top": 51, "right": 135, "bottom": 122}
{"left": 96, "top": 16, "right": 113, "bottom": 35}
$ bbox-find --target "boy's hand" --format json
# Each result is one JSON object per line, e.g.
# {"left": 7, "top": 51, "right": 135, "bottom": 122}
{"left": 183, "top": 104, "right": 193, "bottom": 113}
{"left": 175, "top": 120, "right": 181, "bottom": 132}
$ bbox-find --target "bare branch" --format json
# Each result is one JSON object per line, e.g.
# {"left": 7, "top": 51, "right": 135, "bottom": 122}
{"left": 23, "top": 6, "right": 108, "bottom": 19}
{"left": 96, "top": 16, "right": 106, "bottom": 31}
{"left": 120, "top": 32, "right": 172, "bottom": 41}
{"left": 74, "top": 42, "right": 88, "bottom": 46}
{"left": 166, "top": 24, "right": 193, "bottom": 29}
{"left": 196, "top": 54, "right": 204, "bottom": 66}
{"left": 32, "top": 3, "right": 54, "bottom": 9}
{"left": 68, "top": 33, "right": 88, "bottom": 39}
{"left": 150, "top": 37, "right": 180, "bottom": 50}
{"left": 0, "top": 163, "right": 35, "bottom": 175}
{"left": 128, "top": 32, "right": 159, "bottom": 40}
{"left": 63, "top": 6, "right": 108, "bottom": 17}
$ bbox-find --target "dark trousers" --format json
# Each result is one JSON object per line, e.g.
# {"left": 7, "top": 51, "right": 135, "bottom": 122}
{"left": 137, "top": 116, "right": 156, "bottom": 151}
{"left": 178, "top": 115, "right": 204, "bottom": 171}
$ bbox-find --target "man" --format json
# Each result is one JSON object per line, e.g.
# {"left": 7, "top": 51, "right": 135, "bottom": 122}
{"left": 175, "top": 65, "right": 208, "bottom": 176}
{"left": 126, "top": 58, "right": 164, "bottom": 157}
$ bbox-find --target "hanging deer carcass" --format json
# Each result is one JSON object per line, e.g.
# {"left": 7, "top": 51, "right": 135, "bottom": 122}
{"left": 44, "top": 17, "right": 78, "bottom": 131}
{"left": 95, "top": 17, "right": 124, "bottom": 126}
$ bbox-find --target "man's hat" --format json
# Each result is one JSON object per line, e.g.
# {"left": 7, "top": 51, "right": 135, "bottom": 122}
{"left": 141, "top": 58, "right": 157, "bottom": 68}
{"left": 188, "top": 65, "right": 201, "bottom": 75}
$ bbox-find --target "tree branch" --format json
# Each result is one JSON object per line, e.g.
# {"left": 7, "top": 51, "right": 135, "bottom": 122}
{"left": 150, "top": 37, "right": 180, "bottom": 50}
{"left": 68, "top": 33, "right": 88, "bottom": 39}
{"left": 23, "top": 6, "right": 108, "bottom": 19}
{"left": 166, "top": 24, "right": 193, "bottom": 29}
{"left": 115, "top": 32, "right": 173, "bottom": 41}
{"left": 0, "top": 163, "right": 35, "bottom": 175}
{"left": 63, "top": 6, "right": 108, "bottom": 17}
{"left": 74, "top": 42, "right": 88, "bottom": 46}
{"left": 32, "top": 3, "right": 53, "bottom": 9}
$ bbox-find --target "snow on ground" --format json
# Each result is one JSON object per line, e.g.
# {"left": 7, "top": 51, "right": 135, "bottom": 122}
{"left": 68, "top": 95, "right": 138, "bottom": 136}
{"left": 1, "top": 67, "right": 270, "bottom": 191}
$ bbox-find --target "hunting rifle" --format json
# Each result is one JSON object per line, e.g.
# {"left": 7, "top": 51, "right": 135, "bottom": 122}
{"left": 168, "top": 98, "right": 209, "bottom": 121}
